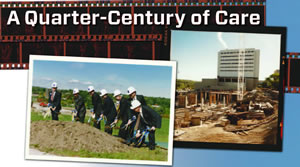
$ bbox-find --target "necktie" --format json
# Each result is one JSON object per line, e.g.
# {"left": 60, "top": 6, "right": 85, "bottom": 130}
{"left": 115, "top": 102, "right": 120, "bottom": 113}
{"left": 134, "top": 113, "right": 141, "bottom": 131}
{"left": 51, "top": 91, "right": 55, "bottom": 101}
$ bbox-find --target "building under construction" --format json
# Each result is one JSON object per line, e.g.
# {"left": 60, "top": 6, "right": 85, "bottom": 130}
{"left": 195, "top": 48, "right": 260, "bottom": 91}
{"left": 177, "top": 48, "right": 260, "bottom": 108}
{"left": 174, "top": 48, "right": 278, "bottom": 145}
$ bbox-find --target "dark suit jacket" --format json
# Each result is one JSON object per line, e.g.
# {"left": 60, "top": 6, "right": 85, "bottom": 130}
{"left": 74, "top": 95, "right": 86, "bottom": 117}
{"left": 92, "top": 92, "right": 103, "bottom": 115}
{"left": 117, "top": 97, "right": 133, "bottom": 123}
{"left": 128, "top": 95, "right": 147, "bottom": 106}
{"left": 48, "top": 91, "right": 62, "bottom": 111}
{"left": 138, "top": 105, "right": 162, "bottom": 130}
{"left": 103, "top": 96, "right": 117, "bottom": 122}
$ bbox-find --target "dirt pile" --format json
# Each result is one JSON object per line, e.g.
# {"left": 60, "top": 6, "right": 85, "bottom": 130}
{"left": 30, "top": 120, "right": 129, "bottom": 153}
{"left": 243, "top": 88, "right": 279, "bottom": 105}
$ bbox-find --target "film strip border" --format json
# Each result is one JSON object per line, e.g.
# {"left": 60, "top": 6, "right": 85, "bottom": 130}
{"left": 0, "top": 34, "right": 163, "bottom": 70}
{"left": 0, "top": 63, "right": 27, "bottom": 69}
{"left": 0, "top": 34, "right": 163, "bottom": 42}
{"left": 0, "top": 0, "right": 266, "bottom": 7}
{"left": 0, "top": 0, "right": 266, "bottom": 69}
{"left": 284, "top": 52, "right": 300, "bottom": 93}
{"left": 0, "top": 34, "right": 162, "bottom": 69}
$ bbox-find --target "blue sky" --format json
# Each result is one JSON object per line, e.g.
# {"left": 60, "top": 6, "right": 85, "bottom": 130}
{"left": 171, "top": 30, "right": 281, "bottom": 81}
{"left": 32, "top": 60, "right": 173, "bottom": 98}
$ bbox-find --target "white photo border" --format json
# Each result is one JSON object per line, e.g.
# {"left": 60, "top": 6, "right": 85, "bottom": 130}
{"left": 25, "top": 55, "right": 177, "bottom": 166}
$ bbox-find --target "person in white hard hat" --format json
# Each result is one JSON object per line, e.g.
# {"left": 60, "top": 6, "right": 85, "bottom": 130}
{"left": 88, "top": 86, "right": 103, "bottom": 129}
{"left": 113, "top": 89, "right": 134, "bottom": 140}
{"left": 100, "top": 89, "right": 117, "bottom": 135}
{"left": 48, "top": 82, "right": 62, "bottom": 121}
{"left": 127, "top": 86, "right": 147, "bottom": 106}
{"left": 127, "top": 86, "right": 147, "bottom": 142}
{"left": 130, "top": 99, "right": 161, "bottom": 150}
{"left": 73, "top": 88, "right": 86, "bottom": 123}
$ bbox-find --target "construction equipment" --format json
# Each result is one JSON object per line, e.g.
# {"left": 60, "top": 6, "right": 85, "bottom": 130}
{"left": 127, "top": 86, "right": 136, "bottom": 95}
{"left": 87, "top": 86, "right": 94, "bottom": 93}
{"left": 87, "top": 109, "right": 95, "bottom": 123}
{"left": 113, "top": 89, "right": 122, "bottom": 97}
{"left": 120, "top": 115, "right": 137, "bottom": 130}
{"left": 43, "top": 108, "right": 51, "bottom": 119}
{"left": 133, "top": 126, "right": 151, "bottom": 147}
{"left": 97, "top": 115, "right": 107, "bottom": 125}
{"left": 42, "top": 103, "right": 53, "bottom": 119}
{"left": 237, "top": 33, "right": 245, "bottom": 101}
{"left": 100, "top": 89, "right": 108, "bottom": 97}
{"left": 130, "top": 100, "right": 141, "bottom": 110}
{"left": 87, "top": 109, "right": 107, "bottom": 124}
{"left": 110, "top": 121, "right": 117, "bottom": 128}
{"left": 71, "top": 109, "right": 78, "bottom": 122}
{"left": 73, "top": 88, "right": 79, "bottom": 94}
{"left": 51, "top": 82, "right": 58, "bottom": 88}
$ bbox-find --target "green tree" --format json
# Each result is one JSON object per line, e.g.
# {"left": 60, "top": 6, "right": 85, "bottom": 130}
{"left": 176, "top": 79, "right": 196, "bottom": 90}
{"left": 261, "top": 70, "right": 280, "bottom": 90}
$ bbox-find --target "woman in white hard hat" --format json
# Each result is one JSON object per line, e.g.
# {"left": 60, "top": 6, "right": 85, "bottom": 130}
{"left": 100, "top": 89, "right": 117, "bottom": 135}
{"left": 73, "top": 88, "right": 86, "bottom": 123}
{"left": 48, "top": 82, "right": 62, "bottom": 121}
{"left": 130, "top": 99, "right": 162, "bottom": 150}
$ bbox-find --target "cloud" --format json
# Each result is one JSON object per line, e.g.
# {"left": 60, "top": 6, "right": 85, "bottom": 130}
{"left": 68, "top": 79, "right": 92, "bottom": 85}
{"left": 41, "top": 77, "right": 53, "bottom": 81}
{"left": 106, "top": 74, "right": 118, "bottom": 81}
{"left": 70, "top": 63, "right": 85, "bottom": 69}
{"left": 68, "top": 79, "right": 80, "bottom": 83}
{"left": 105, "top": 74, "right": 130, "bottom": 86}
{"left": 82, "top": 81, "right": 93, "bottom": 85}
{"left": 217, "top": 32, "right": 228, "bottom": 49}
{"left": 33, "top": 77, "right": 53, "bottom": 88}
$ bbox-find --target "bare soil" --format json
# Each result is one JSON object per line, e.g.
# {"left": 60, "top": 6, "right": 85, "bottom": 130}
{"left": 30, "top": 120, "right": 129, "bottom": 153}
{"left": 174, "top": 88, "right": 279, "bottom": 145}
{"left": 175, "top": 118, "right": 278, "bottom": 144}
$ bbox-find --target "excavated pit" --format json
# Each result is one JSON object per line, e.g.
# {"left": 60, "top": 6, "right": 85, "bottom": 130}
{"left": 174, "top": 88, "right": 280, "bottom": 144}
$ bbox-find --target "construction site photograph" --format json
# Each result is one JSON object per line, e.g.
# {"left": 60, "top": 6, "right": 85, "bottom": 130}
{"left": 25, "top": 55, "right": 176, "bottom": 165}
{"left": 171, "top": 27, "right": 285, "bottom": 150}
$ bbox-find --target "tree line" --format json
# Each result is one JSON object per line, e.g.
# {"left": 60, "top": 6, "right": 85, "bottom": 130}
{"left": 176, "top": 79, "right": 197, "bottom": 91}
{"left": 32, "top": 86, "right": 171, "bottom": 116}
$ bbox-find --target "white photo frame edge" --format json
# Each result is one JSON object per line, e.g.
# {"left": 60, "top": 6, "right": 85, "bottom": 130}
{"left": 25, "top": 55, "right": 177, "bottom": 166}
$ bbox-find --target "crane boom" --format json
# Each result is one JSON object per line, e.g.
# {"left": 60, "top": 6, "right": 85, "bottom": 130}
{"left": 237, "top": 34, "right": 245, "bottom": 101}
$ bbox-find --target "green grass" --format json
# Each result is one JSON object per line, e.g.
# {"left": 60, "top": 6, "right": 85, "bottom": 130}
{"left": 32, "top": 146, "right": 168, "bottom": 161}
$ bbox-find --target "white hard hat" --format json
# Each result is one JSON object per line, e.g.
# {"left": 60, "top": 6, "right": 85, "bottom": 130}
{"left": 73, "top": 88, "right": 79, "bottom": 95}
{"left": 51, "top": 82, "right": 57, "bottom": 88}
{"left": 87, "top": 86, "right": 94, "bottom": 93}
{"left": 113, "top": 89, "right": 122, "bottom": 97}
{"left": 127, "top": 86, "right": 136, "bottom": 95}
{"left": 100, "top": 89, "right": 108, "bottom": 97}
{"left": 130, "top": 100, "right": 141, "bottom": 110}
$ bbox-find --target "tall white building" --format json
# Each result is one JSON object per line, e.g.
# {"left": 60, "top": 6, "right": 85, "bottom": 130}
{"left": 217, "top": 48, "right": 260, "bottom": 90}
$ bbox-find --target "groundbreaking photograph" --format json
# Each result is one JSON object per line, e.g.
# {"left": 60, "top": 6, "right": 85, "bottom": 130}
{"left": 25, "top": 55, "right": 176, "bottom": 166}
{"left": 170, "top": 27, "right": 285, "bottom": 150}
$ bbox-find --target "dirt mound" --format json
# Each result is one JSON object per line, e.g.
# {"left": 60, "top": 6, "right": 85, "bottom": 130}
{"left": 243, "top": 88, "right": 279, "bottom": 105}
{"left": 30, "top": 121, "right": 129, "bottom": 153}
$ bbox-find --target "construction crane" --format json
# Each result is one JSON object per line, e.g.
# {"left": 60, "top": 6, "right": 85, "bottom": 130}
{"left": 237, "top": 33, "right": 245, "bottom": 101}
